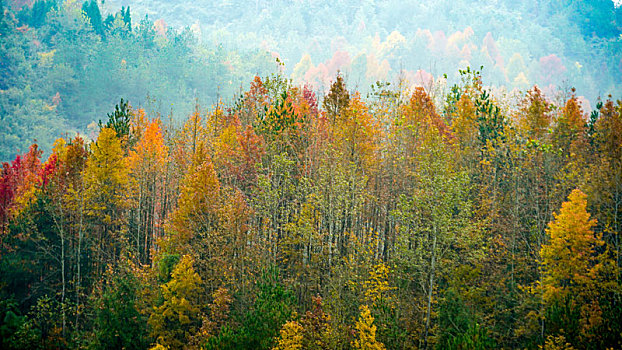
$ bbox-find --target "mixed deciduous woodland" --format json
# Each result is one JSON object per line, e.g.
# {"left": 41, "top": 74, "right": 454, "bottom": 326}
{"left": 1, "top": 1, "right": 622, "bottom": 349}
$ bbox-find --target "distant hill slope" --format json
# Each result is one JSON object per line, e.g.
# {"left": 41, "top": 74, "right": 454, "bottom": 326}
{"left": 0, "top": 0, "right": 275, "bottom": 161}
{"left": 106, "top": 0, "right": 622, "bottom": 101}
{"left": 2, "top": 0, "right": 621, "bottom": 161}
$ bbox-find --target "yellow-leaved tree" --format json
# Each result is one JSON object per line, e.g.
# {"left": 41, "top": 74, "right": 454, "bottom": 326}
{"left": 352, "top": 305, "right": 386, "bottom": 350}
{"left": 272, "top": 320, "right": 304, "bottom": 350}
{"left": 83, "top": 127, "right": 129, "bottom": 275}
{"left": 148, "top": 255, "right": 204, "bottom": 350}
{"left": 540, "top": 189, "right": 607, "bottom": 346}
{"left": 541, "top": 189, "right": 601, "bottom": 301}
{"left": 163, "top": 148, "right": 220, "bottom": 255}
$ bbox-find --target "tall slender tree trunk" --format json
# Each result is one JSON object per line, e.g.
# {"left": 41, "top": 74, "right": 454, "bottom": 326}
{"left": 137, "top": 186, "right": 142, "bottom": 261}
{"left": 76, "top": 184, "right": 85, "bottom": 331}
{"left": 423, "top": 231, "right": 437, "bottom": 350}
{"left": 49, "top": 198, "right": 67, "bottom": 337}
{"left": 60, "top": 212, "right": 66, "bottom": 337}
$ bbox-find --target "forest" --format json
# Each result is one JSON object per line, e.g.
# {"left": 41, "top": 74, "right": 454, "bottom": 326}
{"left": 2, "top": 0, "right": 622, "bottom": 350}
{"left": 2, "top": 70, "right": 622, "bottom": 349}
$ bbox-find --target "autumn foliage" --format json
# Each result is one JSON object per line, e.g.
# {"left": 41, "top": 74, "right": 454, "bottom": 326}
{"left": 1, "top": 74, "right": 621, "bottom": 350}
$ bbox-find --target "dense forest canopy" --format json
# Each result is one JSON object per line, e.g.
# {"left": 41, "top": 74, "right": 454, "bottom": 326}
{"left": 1, "top": 68, "right": 622, "bottom": 350}
{"left": 1, "top": 1, "right": 622, "bottom": 349}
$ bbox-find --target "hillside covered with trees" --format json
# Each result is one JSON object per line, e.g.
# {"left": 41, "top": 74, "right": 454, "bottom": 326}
{"left": 2, "top": 1, "right": 622, "bottom": 349}
{"left": 1, "top": 69, "right": 622, "bottom": 349}
{"left": 111, "top": 0, "right": 622, "bottom": 98}
{"left": 0, "top": 0, "right": 275, "bottom": 161}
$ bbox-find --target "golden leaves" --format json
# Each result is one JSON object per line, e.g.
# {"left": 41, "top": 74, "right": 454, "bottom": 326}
{"left": 352, "top": 305, "right": 386, "bottom": 350}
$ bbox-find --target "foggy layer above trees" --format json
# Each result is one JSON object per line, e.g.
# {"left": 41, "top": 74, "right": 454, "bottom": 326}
{"left": 110, "top": 0, "right": 621, "bottom": 99}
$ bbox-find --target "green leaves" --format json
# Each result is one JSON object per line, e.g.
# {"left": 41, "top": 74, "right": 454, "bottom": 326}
{"left": 205, "top": 267, "right": 295, "bottom": 350}
{"left": 91, "top": 262, "right": 149, "bottom": 350}
{"left": 99, "top": 99, "right": 133, "bottom": 143}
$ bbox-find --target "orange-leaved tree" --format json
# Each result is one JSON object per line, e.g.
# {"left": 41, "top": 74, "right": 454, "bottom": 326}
{"left": 127, "top": 117, "right": 169, "bottom": 263}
